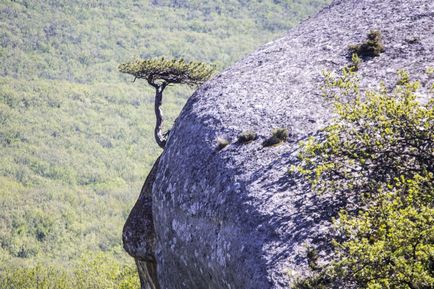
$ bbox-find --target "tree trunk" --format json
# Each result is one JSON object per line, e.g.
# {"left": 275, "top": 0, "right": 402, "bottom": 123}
{"left": 154, "top": 85, "right": 167, "bottom": 148}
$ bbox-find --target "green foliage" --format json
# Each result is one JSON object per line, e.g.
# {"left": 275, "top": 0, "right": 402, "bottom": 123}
{"left": 263, "top": 128, "right": 289, "bottom": 147}
{"left": 334, "top": 181, "right": 434, "bottom": 288}
{"left": 348, "top": 53, "right": 362, "bottom": 72}
{"left": 237, "top": 130, "right": 257, "bottom": 144}
{"left": 292, "top": 69, "right": 434, "bottom": 289}
{"left": 119, "top": 58, "right": 215, "bottom": 86}
{"left": 349, "top": 30, "right": 385, "bottom": 59}
{"left": 294, "top": 274, "right": 331, "bottom": 289}
{"left": 396, "top": 69, "right": 410, "bottom": 86}
{"left": 306, "top": 247, "right": 321, "bottom": 271}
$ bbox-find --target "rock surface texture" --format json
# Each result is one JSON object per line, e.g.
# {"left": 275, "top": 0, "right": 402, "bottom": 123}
{"left": 123, "top": 0, "right": 434, "bottom": 288}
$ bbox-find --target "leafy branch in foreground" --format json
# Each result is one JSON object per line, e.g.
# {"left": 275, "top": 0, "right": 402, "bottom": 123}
{"left": 119, "top": 58, "right": 215, "bottom": 148}
{"left": 292, "top": 69, "right": 434, "bottom": 289}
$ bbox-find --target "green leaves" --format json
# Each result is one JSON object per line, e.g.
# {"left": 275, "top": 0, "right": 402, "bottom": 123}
{"left": 119, "top": 57, "right": 215, "bottom": 87}
{"left": 334, "top": 178, "right": 434, "bottom": 288}
{"left": 293, "top": 69, "right": 434, "bottom": 289}
{"left": 298, "top": 69, "right": 433, "bottom": 201}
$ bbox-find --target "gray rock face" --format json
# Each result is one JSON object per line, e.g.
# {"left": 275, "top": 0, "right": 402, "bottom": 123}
{"left": 123, "top": 0, "right": 434, "bottom": 288}
{"left": 123, "top": 158, "right": 160, "bottom": 289}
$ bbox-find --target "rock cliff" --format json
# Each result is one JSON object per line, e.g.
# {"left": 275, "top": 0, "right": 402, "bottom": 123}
{"left": 123, "top": 0, "right": 434, "bottom": 288}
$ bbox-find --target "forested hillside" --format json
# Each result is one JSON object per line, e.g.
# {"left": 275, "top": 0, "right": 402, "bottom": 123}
{"left": 0, "top": 0, "right": 330, "bottom": 287}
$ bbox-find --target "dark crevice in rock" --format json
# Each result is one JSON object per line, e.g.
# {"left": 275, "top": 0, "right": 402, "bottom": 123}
{"left": 136, "top": 259, "right": 160, "bottom": 289}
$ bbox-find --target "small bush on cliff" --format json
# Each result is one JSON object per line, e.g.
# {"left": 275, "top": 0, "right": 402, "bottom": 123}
{"left": 349, "top": 30, "right": 385, "bottom": 59}
{"left": 238, "top": 131, "right": 257, "bottom": 144}
{"left": 263, "top": 128, "right": 289, "bottom": 147}
{"left": 292, "top": 69, "right": 434, "bottom": 289}
{"left": 216, "top": 137, "right": 230, "bottom": 151}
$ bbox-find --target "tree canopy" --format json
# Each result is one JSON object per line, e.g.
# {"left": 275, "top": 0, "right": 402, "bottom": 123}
{"left": 119, "top": 58, "right": 215, "bottom": 87}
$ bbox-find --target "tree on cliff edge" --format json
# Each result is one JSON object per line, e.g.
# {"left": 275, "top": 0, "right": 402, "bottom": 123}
{"left": 119, "top": 58, "right": 214, "bottom": 148}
